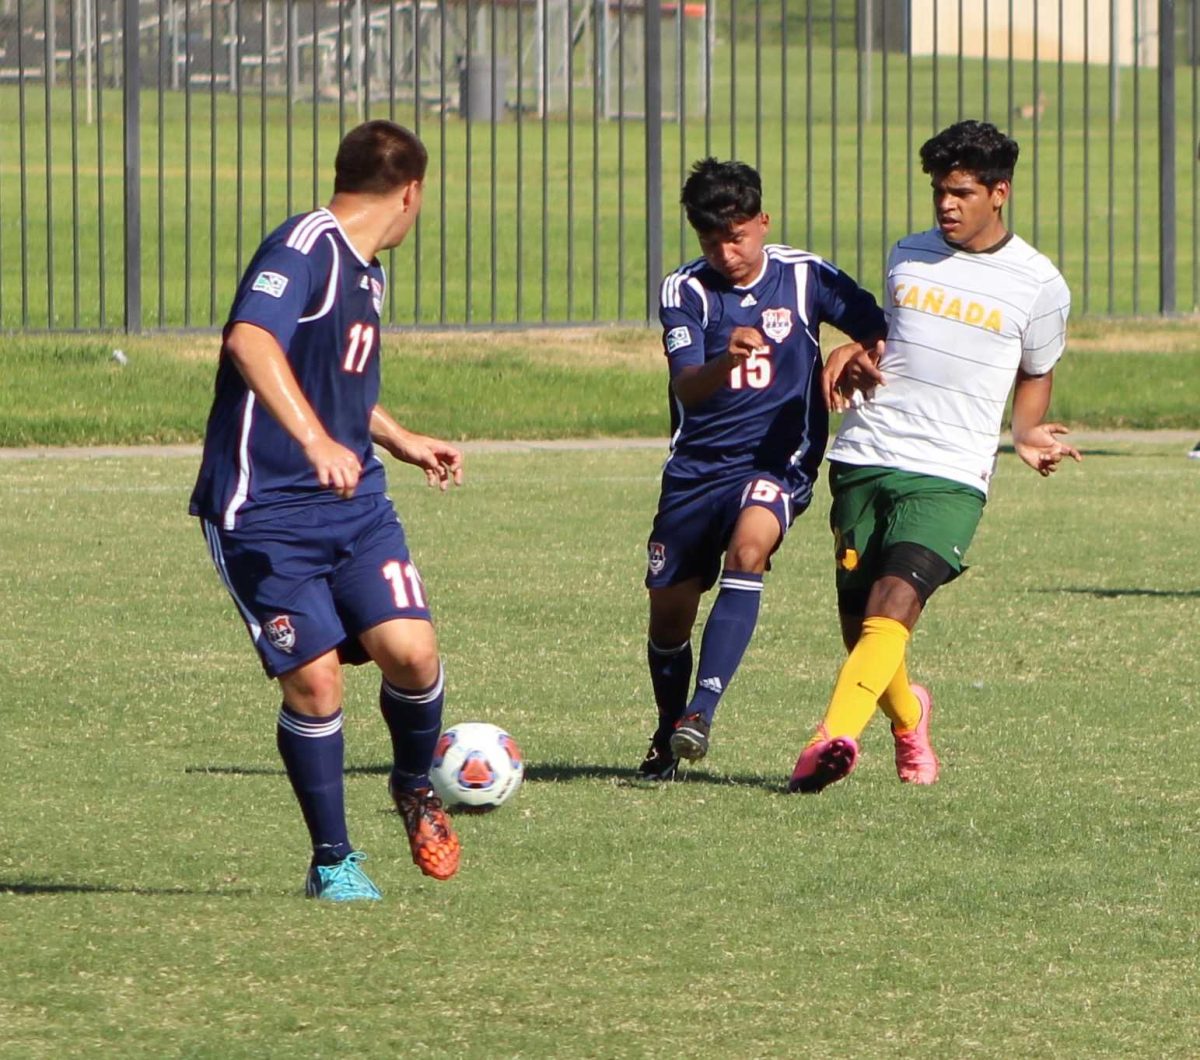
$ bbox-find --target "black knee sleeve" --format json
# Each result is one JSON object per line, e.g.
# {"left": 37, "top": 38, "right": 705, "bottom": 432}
{"left": 877, "top": 542, "right": 957, "bottom": 607}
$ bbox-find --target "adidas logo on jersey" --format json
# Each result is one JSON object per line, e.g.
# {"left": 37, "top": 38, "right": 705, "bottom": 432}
{"left": 699, "top": 676, "right": 723, "bottom": 694}
{"left": 740, "top": 293, "right": 757, "bottom": 307}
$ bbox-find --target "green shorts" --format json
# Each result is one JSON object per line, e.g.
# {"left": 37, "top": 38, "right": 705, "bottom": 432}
{"left": 828, "top": 462, "right": 986, "bottom": 612}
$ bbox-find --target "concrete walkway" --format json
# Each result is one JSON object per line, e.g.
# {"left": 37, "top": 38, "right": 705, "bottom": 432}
{"left": 0, "top": 431, "right": 1195, "bottom": 462}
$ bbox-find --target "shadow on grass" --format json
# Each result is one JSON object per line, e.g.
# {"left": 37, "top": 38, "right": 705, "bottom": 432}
{"left": 996, "top": 444, "right": 1159, "bottom": 458}
{"left": 0, "top": 880, "right": 254, "bottom": 897}
{"left": 1043, "top": 587, "right": 1200, "bottom": 599}
{"left": 523, "top": 760, "right": 786, "bottom": 792}
{"left": 186, "top": 761, "right": 787, "bottom": 792}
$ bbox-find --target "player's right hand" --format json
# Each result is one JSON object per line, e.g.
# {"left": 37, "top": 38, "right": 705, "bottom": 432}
{"left": 305, "top": 436, "right": 362, "bottom": 498}
{"left": 727, "top": 325, "right": 767, "bottom": 365}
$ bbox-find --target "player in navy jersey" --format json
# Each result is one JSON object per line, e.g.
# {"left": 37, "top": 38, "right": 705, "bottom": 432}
{"left": 190, "top": 121, "right": 463, "bottom": 900}
{"left": 638, "top": 157, "right": 887, "bottom": 779}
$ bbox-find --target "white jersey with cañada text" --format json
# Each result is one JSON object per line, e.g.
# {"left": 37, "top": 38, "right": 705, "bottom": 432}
{"left": 827, "top": 228, "right": 1070, "bottom": 496}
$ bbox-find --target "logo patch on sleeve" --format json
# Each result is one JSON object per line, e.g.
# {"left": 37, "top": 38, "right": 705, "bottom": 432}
{"left": 251, "top": 271, "right": 289, "bottom": 298}
{"left": 665, "top": 326, "right": 692, "bottom": 353}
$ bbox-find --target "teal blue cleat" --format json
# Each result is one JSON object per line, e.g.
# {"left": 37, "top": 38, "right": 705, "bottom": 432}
{"left": 304, "top": 850, "right": 383, "bottom": 902}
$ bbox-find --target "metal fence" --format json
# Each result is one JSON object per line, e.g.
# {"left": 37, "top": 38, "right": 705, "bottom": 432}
{"left": 1, "top": 0, "right": 1198, "bottom": 331}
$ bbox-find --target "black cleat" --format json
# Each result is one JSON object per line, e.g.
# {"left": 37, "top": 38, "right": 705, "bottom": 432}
{"left": 636, "top": 739, "right": 679, "bottom": 781}
{"left": 669, "top": 713, "right": 711, "bottom": 761}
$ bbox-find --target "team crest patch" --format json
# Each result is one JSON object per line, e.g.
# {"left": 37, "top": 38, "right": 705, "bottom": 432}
{"left": 665, "top": 326, "right": 692, "bottom": 354}
{"left": 370, "top": 277, "right": 384, "bottom": 315}
{"left": 648, "top": 541, "right": 667, "bottom": 575}
{"left": 761, "top": 307, "right": 793, "bottom": 342}
{"left": 264, "top": 615, "right": 296, "bottom": 653}
{"left": 251, "top": 271, "right": 289, "bottom": 298}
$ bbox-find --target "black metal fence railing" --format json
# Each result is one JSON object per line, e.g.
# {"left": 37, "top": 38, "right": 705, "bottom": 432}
{"left": 1, "top": 0, "right": 1196, "bottom": 331}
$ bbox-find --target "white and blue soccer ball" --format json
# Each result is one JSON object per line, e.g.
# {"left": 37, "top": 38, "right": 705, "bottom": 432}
{"left": 430, "top": 722, "right": 524, "bottom": 811}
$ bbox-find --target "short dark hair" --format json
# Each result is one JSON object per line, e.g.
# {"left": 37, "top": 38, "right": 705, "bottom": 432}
{"left": 681, "top": 157, "right": 763, "bottom": 233}
{"left": 334, "top": 120, "right": 428, "bottom": 195}
{"left": 919, "top": 120, "right": 1019, "bottom": 187}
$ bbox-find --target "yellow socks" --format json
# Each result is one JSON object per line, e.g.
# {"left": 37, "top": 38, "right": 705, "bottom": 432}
{"left": 817, "top": 616, "right": 911, "bottom": 742}
{"left": 878, "top": 659, "right": 922, "bottom": 733}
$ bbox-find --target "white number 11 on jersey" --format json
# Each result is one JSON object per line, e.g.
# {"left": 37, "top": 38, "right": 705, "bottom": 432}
{"left": 342, "top": 323, "right": 376, "bottom": 374}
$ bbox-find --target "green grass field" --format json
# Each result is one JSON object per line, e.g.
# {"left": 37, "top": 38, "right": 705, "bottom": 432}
{"left": 1, "top": 433, "right": 1198, "bottom": 1056}
{"left": 0, "top": 318, "right": 1197, "bottom": 447}
{"left": 4, "top": 36, "right": 1200, "bottom": 329}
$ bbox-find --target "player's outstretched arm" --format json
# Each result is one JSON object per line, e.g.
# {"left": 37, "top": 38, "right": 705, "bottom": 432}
{"left": 822, "top": 338, "right": 885, "bottom": 412}
{"left": 224, "top": 321, "right": 361, "bottom": 497}
{"left": 1010, "top": 368, "right": 1083, "bottom": 476}
{"left": 370, "top": 405, "right": 464, "bottom": 491}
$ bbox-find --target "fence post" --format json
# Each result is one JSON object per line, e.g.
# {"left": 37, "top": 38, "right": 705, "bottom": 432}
{"left": 644, "top": 0, "right": 663, "bottom": 323}
{"left": 123, "top": 0, "right": 142, "bottom": 333}
{"left": 1159, "top": 0, "right": 1176, "bottom": 314}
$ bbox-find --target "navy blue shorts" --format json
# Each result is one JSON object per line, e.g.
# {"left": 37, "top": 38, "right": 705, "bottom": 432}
{"left": 201, "top": 493, "right": 432, "bottom": 678}
{"left": 644, "top": 467, "right": 812, "bottom": 591}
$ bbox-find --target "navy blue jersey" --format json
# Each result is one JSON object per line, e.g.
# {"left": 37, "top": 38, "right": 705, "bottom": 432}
{"left": 658, "top": 244, "right": 885, "bottom": 483}
{"left": 189, "top": 208, "right": 388, "bottom": 529}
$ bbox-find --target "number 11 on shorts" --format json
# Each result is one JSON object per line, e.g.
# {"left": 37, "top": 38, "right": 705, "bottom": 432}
{"left": 382, "top": 560, "right": 426, "bottom": 609}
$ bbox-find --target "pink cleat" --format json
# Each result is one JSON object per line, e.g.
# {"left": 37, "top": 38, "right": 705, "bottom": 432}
{"left": 788, "top": 729, "right": 859, "bottom": 793}
{"left": 892, "top": 683, "right": 939, "bottom": 785}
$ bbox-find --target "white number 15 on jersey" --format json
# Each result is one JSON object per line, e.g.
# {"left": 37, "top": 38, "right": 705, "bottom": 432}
{"left": 729, "top": 348, "right": 773, "bottom": 390}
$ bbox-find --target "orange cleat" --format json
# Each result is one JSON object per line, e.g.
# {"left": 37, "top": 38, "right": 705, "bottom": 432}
{"left": 390, "top": 782, "right": 461, "bottom": 880}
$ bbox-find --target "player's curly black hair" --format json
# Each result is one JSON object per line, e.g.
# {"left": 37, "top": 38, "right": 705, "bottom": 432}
{"left": 919, "top": 120, "right": 1019, "bottom": 187}
{"left": 681, "top": 157, "right": 763, "bottom": 233}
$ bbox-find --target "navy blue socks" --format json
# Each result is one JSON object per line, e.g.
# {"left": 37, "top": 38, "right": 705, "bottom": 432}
{"left": 379, "top": 665, "right": 445, "bottom": 793}
{"left": 276, "top": 703, "right": 351, "bottom": 866}
{"left": 689, "top": 570, "right": 764, "bottom": 724}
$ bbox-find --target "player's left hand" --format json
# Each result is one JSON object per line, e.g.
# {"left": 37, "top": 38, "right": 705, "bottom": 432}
{"left": 387, "top": 432, "right": 465, "bottom": 490}
{"left": 823, "top": 339, "right": 885, "bottom": 412}
{"left": 1013, "top": 422, "right": 1083, "bottom": 476}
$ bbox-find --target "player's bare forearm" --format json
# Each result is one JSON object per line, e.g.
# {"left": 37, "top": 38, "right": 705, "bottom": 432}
{"left": 225, "top": 322, "right": 361, "bottom": 496}
{"left": 672, "top": 354, "right": 737, "bottom": 408}
{"left": 370, "top": 405, "right": 464, "bottom": 489}
{"left": 1010, "top": 369, "right": 1082, "bottom": 476}
{"left": 671, "top": 326, "right": 761, "bottom": 408}
{"left": 226, "top": 322, "right": 329, "bottom": 447}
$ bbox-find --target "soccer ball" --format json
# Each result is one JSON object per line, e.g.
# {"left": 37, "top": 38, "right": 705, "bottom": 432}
{"left": 430, "top": 722, "right": 524, "bottom": 811}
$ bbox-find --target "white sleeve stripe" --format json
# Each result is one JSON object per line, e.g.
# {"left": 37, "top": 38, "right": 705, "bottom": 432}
{"left": 285, "top": 211, "right": 328, "bottom": 251}
{"left": 294, "top": 220, "right": 336, "bottom": 256}
{"left": 298, "top": 236, "right": 340, "bottom": 323}
{"left": 286, "top": 210, "right": 336, "bottom": 254}
{"left": 284, "top": 212, "right": 322, "bottom": 249}
{"left": 222, "top": 391, "right": 256, "bottom": 530}
{"left": 202, "top": 519, "right": 262, "bottom": 642}
{"left": 661, "top": 260, "right": 706, "bottom": 309}
{"left": 793, "top": 262, "right": 810, "bottom": 326}
{"left": 684, "top": 276, "right": 709, "bottom": 327}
